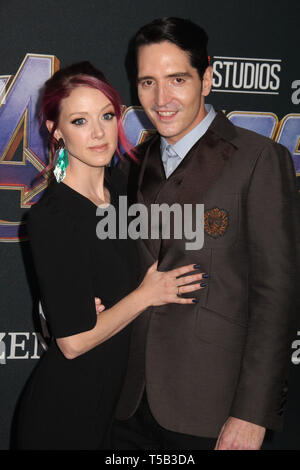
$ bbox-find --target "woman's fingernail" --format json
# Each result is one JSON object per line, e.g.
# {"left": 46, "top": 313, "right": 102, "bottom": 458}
{"left": 193, "top": 264, "right": 200, "bottom": 269}
{"left": 192, "top": 299, "right": 198, "bottom": 303}
{"left": 202, "top": 273, "right": 209, "bottom": 278}
{"left": 200, "top": 282, "right": 207, "bottom": 287}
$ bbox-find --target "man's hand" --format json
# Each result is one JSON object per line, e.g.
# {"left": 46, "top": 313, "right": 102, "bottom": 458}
{"left": 95, "top": 297, "right": 105, "bottom": 314}
{"left": 214, "top": 417, "right": 266, "bottom": 450}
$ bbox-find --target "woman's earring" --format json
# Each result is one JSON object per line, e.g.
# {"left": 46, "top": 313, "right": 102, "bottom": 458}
{"left": 53, "top": 138, "right": 69, "bottom": 183}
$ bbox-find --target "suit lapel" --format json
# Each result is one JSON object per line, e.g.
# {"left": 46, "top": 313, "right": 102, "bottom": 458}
{"left": 137, "top": 135, "right": 163, "bottom": 260}
{"left": 137, "top": 112, "right": 238, "bottom": 260}
{"left": 138, "top": 135, "right": 165, "bottom": 204}
{"left": 158, "top": 126, "right": 237, "bottom": 261}
{"left": 174, "top": 127, "right": 236, "bottom": 205}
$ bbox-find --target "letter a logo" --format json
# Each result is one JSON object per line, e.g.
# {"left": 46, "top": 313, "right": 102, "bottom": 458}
{"left": 0, "top": 54, "right": 59, "bottom": 242}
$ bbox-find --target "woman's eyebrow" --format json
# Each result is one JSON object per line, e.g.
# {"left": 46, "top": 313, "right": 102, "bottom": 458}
{"left": 68, "top": 102, "right": 112, "bottom": 117}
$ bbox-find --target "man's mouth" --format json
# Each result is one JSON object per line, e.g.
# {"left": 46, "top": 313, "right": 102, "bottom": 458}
{"left": 156, "top": 110, "right": 178, "bottom": 119}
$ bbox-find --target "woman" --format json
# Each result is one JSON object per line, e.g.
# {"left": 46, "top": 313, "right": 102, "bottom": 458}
{"left": 16, "top": 62, "right": 205, "bottom": 450}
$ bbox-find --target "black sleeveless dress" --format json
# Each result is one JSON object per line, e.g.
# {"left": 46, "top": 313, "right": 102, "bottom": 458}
{"left": 16, "top": 169, "right": 140, "bottom": 449}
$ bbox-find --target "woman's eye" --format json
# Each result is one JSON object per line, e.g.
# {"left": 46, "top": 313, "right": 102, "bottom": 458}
{"left": 72, "top": 118, "right": 86, "bottom": 125}
{"left": 103, "top": 112, "right": 116, "bottom": 120}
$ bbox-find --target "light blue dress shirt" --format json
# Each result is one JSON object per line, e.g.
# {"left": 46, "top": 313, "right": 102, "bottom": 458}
{"left": 161, "top": 104, "right": 216, "bottom": 178}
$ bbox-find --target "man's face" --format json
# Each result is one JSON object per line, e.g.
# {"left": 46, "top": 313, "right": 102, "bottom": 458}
{"left": 137, "top": 41, "right": 213, "bottom": 145}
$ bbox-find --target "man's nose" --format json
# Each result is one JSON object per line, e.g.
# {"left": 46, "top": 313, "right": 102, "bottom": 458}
{"left": 155, "top": 83, "right": 170, "bottom": 107}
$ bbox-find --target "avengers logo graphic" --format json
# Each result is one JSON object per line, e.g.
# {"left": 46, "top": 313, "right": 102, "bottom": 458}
{"left": 0, "top": 54, "right": 59, "bottom": 241}
{"left": 1, "top": 55, "right": 300, "bottom": 242}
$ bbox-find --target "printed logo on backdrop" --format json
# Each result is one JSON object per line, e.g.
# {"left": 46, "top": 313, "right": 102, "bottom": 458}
{"left": 212, "top": 56, "right": 281, "bottom": 95}
{"left": 0, "top": 54, "right": 60, "bottom": 242}
{"left": 291, "top": 80, "right": 300, "bottom": 105}
{"left": 0, "top": 54, "right": 299, "bottom": 242}
{"left": 292, "top": 331, "right": 300, "bottom": 365}
{"left": 0, "top": 304, "right": 49, "bottom": 364}
{"left": 0, "top": 332, "right": 48, "bottom": 364}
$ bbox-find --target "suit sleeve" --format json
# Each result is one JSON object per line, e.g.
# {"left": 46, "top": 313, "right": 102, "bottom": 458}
{"left": 229, "top": 142, "right": 300, "bottom": 430}
{"left": 27, "top": 206, "right": 97, "bottom": 338}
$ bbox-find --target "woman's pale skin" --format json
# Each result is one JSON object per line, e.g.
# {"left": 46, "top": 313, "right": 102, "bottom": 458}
{"left": 46, "top": 85, "right": 206, "bottom": 360}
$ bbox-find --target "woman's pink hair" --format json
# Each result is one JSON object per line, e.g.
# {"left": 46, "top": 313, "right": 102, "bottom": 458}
{"left": 40, "top": 61, "right": 137, "bottom": 173}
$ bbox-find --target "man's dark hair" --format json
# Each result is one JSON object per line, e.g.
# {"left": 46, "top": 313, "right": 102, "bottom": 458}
{"left": 132, "top": 17, "right": 209, "bottom": 80}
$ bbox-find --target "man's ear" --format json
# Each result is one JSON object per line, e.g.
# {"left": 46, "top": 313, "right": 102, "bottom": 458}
{"left": 201, "top": 66, "right": 213, "bottom": 97}
{"left": 46, "top": 120, "right": 62, "bottom": 141}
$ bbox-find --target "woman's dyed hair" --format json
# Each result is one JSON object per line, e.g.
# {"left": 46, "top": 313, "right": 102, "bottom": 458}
{"left": 41, "top": 61, "right": 136, "bottom": 164}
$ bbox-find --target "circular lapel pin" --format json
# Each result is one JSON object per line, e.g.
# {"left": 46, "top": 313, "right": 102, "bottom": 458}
{"left": 204, "top": 207, "right": 229, "bottom": 238}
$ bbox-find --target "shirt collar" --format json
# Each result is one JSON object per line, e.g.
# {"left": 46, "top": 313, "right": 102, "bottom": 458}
{"left": 160, "top": 104, "right": 216, "bottom": 159}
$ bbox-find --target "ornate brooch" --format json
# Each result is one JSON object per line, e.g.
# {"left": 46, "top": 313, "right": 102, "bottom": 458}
{"left": 204, "top": 207, "right": 229, "bottom": 238}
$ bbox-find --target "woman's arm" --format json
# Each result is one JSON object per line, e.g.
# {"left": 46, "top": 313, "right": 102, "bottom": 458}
{"left": 57, "top": 262, "right": 205, "bottom": 359}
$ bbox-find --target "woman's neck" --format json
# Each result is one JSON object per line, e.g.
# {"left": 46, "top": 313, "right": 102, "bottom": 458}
{"left": 62, "top": 164, "right": 109, "bottom": 206}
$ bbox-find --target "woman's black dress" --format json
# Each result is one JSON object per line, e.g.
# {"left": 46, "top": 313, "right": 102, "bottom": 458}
{"left": 16, "top": 169, "right": 139, "bottom": 450}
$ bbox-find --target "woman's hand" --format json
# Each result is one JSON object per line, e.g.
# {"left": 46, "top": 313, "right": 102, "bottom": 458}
{"left": 138, "top": 261, "right": 207, "bottom": 307}
{"left": 57, "top": 265, "right": 206, "bottom": 359}
{"left": 95, "top": 297, "right": 105, "bottom": 314}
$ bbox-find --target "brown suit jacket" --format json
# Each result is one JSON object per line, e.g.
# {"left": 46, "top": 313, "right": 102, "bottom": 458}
{"left": 115, "top": 111, "right": 299, "bottom": 437}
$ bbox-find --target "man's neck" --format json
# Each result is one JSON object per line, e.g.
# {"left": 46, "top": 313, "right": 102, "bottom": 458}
{"left": 160, "top": 104, "right": 216, "bottom": 158}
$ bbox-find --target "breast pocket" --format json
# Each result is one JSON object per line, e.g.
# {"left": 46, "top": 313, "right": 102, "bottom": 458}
{"left": 202, "top": 194, "right": 240, "bottom": 249}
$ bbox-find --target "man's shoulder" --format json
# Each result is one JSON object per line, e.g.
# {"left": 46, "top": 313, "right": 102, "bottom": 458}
{"left": 233, "top": 124, "right": 293, "bottom": 164}
{"left": 133, "top": 132, "right": 159, "bottom": 159}
{"left": 234, "top": 123, "right": 275, "bottom": 147}
{"left": 118, "top": 132, "right": 159, "bottom": 174}
{"left": 214, "top": 111, "right": 287, "bottom": 155}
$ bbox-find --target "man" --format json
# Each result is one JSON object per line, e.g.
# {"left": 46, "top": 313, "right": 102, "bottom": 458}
{"left": 113, "top": 17, "right": 299, "bottom": 450}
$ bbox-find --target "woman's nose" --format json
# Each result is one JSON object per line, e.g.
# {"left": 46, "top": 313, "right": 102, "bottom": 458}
{"left": 92, "top": 121, "right": 105, "bottom": 139}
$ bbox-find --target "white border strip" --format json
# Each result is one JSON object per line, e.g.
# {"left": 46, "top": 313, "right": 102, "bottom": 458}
{"left": 213, "top": 56, "right": 281, "bottom": 62}
{"left": 212, "top": 89, "right": 279, "bottom": 95}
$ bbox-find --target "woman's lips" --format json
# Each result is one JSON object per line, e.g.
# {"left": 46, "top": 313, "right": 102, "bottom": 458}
{"left": 89, "top": 144, "right": 109, "bottom": 152}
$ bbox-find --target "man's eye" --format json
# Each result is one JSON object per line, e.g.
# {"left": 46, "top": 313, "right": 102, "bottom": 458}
{"left": 141, "top": 80, "right": 153, "bottom": 87}
{"left": 103, "top": 112, "right": 116, "bottom": 120}
{"left": 72, "top": 118, "right": 86, "bottom": 125}
{"left": 173, "top": 77, "right": 185, "bottom": 84}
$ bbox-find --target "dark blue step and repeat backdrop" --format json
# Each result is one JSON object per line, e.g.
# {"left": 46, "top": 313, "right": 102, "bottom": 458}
{"left": 0, "top": 0, "right": 299, "bottom": 450}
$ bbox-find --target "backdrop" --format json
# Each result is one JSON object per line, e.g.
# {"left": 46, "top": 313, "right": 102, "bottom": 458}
{"left": 0, "top": 0, "right": 299, "bottom": 450}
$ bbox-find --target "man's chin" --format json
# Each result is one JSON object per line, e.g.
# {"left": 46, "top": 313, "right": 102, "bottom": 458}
{"left": 154, "top": 125, "right": 178, "bottom": 140}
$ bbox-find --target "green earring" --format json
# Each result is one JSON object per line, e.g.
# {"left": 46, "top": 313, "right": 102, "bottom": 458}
{"left": 53, "top": 139, "right": 69, "bottom": 183}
